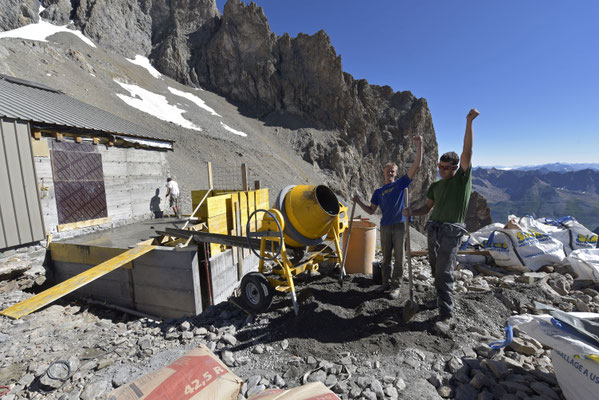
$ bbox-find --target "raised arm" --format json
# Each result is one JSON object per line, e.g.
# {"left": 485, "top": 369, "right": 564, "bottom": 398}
{"left": 407, "top": 135, "right": 423, "bottom": 180}
{"left": 460, "top": 108, "right": 479, "bottom": 172}
{"left": 353, "top": 195, "right": 378, "bottom": 215}
{"left": 403, "top": 198, "right": 434, "bottom": 217}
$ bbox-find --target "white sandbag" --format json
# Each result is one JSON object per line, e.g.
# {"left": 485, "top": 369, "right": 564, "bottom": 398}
{"left": 486, "top": 227, "right": 566, "bottom": 271}
{"left": 538, "top": 216, "right": 598, "bottom": 255}
{"left": 551, "top": 350, "right": 599, "bottom": 400}
{"left": 484, "top": 230, "right": 524, "bottom": 268}
{"left": 468, "top": 223, "right": 505, "bottom": 247}
{"left": 567, "top": 248, "right": 599, "bottom": 282}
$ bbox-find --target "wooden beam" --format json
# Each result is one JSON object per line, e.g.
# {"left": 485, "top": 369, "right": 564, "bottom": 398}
{"left": 33, "top": 131, "right": 42, "bottom": 140}
{"left": 241, "top": 163, "right": 248, "bottom": 191}
{"left": 409, "top": 250, "right": 490, "bottom": 257}
{"left": 75, "top": 136, "right": 82, "bottom": 143}
{"left": 55, "top": 133, "right": 63, "bottom": 141}
{"left": 57, "top": 216, "right": 112, "bottom": 232}
{"left": 206, "top": 162, "right": 213, "bottom": 189}
{"left": 92, "top": 137, "right": 99, "bottom": 145}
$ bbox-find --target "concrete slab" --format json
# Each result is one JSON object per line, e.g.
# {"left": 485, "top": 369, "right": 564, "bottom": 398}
{"left": 60, "top": 218, "right": 187, "bottom": 248}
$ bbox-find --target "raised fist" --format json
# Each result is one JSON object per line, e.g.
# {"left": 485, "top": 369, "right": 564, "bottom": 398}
{"left": 467, "top": 108, "right": 480, "bottom": 121}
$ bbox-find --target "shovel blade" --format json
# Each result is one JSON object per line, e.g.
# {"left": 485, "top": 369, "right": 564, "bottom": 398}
{"left": 402, "top": 299, "right": 419, "bottom": 323}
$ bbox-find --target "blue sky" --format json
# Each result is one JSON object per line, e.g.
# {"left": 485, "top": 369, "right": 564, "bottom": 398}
{"left": 215, "top": 1, "right": 598, "bottom": 167}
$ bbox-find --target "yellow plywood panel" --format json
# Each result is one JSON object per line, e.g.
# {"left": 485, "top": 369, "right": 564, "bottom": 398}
{"left": 191, "top": 190, "right": 211, "bottom": 204}
{"left": 210, "top": 242, "right": 225, "bottom": 256}
{"left": 207, "top": 213, "right": 228, "bottom": 234}
{"left": 192, "top": 193, "right": 230, "bottom": 219}
{"left": 50, "top": 243, "right": 131, "bottom": 267}
{"left": 1, "top": 244, "right": 156, "bottom": 319}
{"left": 247, "top": 190, "right": 255, "bottom": 208}
{"left": 256, "top": 188, "right": 269, "bottom": 206}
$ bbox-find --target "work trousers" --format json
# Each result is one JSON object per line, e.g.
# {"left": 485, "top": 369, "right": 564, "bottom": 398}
{"left": 380, "top": 223, "right": 405, "bottom": 289}
{"left": 426, "top": 221, "right": 466, "bottom": 317}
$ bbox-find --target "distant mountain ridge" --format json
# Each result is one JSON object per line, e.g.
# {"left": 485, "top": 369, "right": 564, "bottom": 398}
{"left": 479, "top": 163, "right": 599, "bottom": 172}
{"left": 472, "top": 167, "right": 599, "bottom": 231}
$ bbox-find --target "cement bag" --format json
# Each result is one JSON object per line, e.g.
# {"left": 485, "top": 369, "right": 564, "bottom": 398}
{"left": 248, "top": 382, "right": 340, "bottom": 400}
{"left": 468, "top": 223, "right": 505, "bottom": 247}
{"left": 107, "top": 345, "right": 243, "bottom": 400}
{"left": 551, "top": 351, "right": 599, "bottom": 400}
{"left": 485, "top": 223, "right": 566, "bottom": 271}
{"left": 540, "top": 216, "right": 599, "bottom": 255}
{"left": 567, "top": 248, "right": 599, "bottom": 282}
{"left": 484, "top": 230, "right": 526, "bottom": 269}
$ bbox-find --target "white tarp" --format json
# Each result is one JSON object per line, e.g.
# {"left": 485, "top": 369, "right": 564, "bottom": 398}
{"left": 508, "top": 312, "right": 599, "bottom": 400}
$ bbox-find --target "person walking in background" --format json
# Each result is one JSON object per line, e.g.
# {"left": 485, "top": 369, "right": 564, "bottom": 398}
{"left": 404, "top": 108, "right": 479, "bottom": 333}
{"left": 354, "top": 135, "right": 423, "bottom": 300}
{"left": 166, "top": 177, "right": 181, "bottom": 219}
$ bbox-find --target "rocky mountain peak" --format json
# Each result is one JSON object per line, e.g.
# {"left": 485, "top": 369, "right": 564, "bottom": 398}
{"left": 2, "top": 0, "right": 440, "bottom": 229}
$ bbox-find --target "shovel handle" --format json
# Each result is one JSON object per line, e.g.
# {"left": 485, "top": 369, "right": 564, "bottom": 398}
{"left": 340, "top": 199, "right": 357, "bottom": 279}
{"left": 404, "top": 188, "right": 414, "bottom": 301}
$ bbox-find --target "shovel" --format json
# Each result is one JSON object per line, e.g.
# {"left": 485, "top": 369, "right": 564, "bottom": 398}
{"left": 402, "top": 187, "right": 419, "bottom": 323}
{"left": 339, "top": 199, "right": 357, "bottom": 286}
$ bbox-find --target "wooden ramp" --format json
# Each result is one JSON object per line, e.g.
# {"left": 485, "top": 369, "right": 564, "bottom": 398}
{"left": 0, "top": 244, "right": 156, "bottom": 319}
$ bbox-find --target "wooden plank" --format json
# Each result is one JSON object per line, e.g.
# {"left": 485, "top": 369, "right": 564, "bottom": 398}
{"left": 31, "top": 138, "right": 50, "bottom": 157}
{"left": 409, "top": 250, "right": 491, "bottom": 257}
{"left": 57, "top": 216, "right": 112, "bottom": 232}
{"left": 241, "top": 163, "right": 248, "bottom": 190}
{"left": 1, "top": 244, "right": 156, "bottom": 319}
{"left": 207, "top": 162, "right": 213, "bottom": 189}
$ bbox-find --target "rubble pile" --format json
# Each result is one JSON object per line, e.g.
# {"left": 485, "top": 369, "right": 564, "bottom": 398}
{"left": 1, "top": 248, "right": 599, "bottom": 399}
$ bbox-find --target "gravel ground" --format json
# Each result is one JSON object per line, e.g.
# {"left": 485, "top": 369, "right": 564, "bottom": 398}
{"left": 2, "top": 244, "right": 598, "bottom": 399}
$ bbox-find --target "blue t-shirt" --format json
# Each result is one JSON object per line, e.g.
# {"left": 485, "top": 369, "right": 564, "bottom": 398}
{"left": 370, "top": 174, "right": 412, "bottom": 226}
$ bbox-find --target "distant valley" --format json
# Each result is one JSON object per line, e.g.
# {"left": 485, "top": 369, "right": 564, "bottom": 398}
{"left": 472, "top": 167, "right": 599, "bottom": 232}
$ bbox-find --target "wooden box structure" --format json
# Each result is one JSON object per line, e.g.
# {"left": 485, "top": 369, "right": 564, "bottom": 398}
{"left": 191, "top": 188, "right": 269, "bottom": 256}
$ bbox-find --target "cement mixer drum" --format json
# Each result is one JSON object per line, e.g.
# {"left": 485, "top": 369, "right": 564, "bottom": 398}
{"left": 274, "top": 185, "right": 341, "bottom": 248}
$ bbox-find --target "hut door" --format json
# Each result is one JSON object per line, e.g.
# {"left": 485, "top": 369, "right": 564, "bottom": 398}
{"left": 51, "top": 141, "right": 107, "bottom": 224}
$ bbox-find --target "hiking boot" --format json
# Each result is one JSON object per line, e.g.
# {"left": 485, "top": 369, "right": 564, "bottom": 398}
{"left": 388, "top": 288, "right": 401, "bottom": 300}
{"left": 434, "top": 314, "right": 453, "bottom": 335}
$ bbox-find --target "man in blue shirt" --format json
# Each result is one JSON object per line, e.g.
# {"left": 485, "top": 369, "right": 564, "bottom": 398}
{"left": 354, "top": 135, "right": 423, "bottom": 299}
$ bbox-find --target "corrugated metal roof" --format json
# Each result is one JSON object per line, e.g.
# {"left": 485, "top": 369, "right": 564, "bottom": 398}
{"left": 0, "top": 75, "right": 174, "bottom": 147}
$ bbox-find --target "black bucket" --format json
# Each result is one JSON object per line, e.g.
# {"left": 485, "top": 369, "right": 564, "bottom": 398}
{"left": 372, "top": 261, "right": 382, "bottom": 285}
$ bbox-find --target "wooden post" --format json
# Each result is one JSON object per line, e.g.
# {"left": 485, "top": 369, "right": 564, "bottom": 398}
{"left": 55, "top": 133, "right": 63, "bottom": 141}
{"left": 75, "top": 136, "right": 82, "bottom": 143}
{"left": 207, "top": 162, "right": 213, "bottom": 189}
{"left": 92, "top": 137, "right": 99, "bottom": 145}
{"left": 254, "top": 180, "right": 261, "bottom": 190}
{"left": 33, "top": 131, "right": 42, "bottom": 140}
{"left": 241, "top": 163, "right": 248, "bottom": 191}
{"left": 235, "top": 202, "right": 244, "bottom": 280}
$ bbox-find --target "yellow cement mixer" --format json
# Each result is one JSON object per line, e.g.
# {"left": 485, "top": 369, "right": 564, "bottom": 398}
{"left": 242, "top": 184, "right": 348, "bottom": 314}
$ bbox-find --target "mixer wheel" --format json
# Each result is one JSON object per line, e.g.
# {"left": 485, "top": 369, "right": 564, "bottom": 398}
{"left": 240, "top": 272, "right": 274, "bottom": 313}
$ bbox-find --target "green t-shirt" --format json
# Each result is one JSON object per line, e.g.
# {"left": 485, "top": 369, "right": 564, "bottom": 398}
{"left": 426, "top": 165, "right": 472, "bottom": 223}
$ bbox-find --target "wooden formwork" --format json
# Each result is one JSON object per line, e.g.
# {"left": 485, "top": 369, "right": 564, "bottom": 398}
{"left": 191, "top": 188, "right": 270, "bottom": 256}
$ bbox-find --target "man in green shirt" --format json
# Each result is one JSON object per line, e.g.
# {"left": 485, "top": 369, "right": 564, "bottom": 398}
{"left": 404, "top": 108, "right": 479, "bottom": 333}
